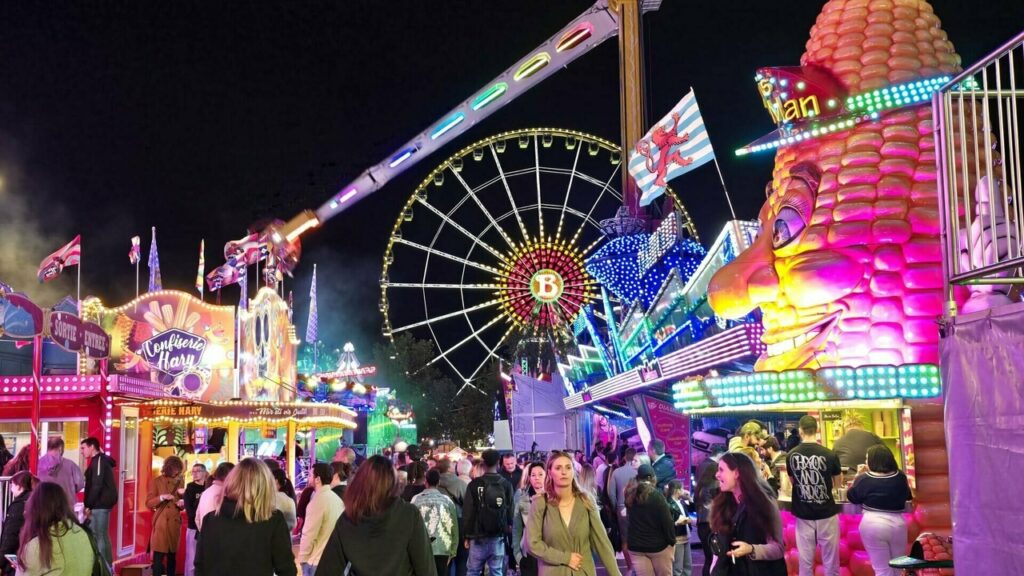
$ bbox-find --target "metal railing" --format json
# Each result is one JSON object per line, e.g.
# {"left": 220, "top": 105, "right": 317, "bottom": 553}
{"left": 934, "top": 30, "right": 1024, "bottom": 316}
{"left": 0, "top": 476, "right": 11, "bottom": 524}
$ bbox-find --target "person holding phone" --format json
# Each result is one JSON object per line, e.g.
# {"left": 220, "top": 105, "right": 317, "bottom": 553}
{"left": 1, "top": 472, "right": 36, "bottom": 576}
{"left": 146, "top": 456, "right": 185, "bottom": 576}
{"left": 708, "top": 453, "right": 786, "bottom": 576}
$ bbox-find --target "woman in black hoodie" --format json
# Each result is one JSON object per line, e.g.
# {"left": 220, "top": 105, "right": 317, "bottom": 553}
{"left": 195, "top": 458, "right": 296, "bottom": 576}
{"left": 0, "top": 471, "right": 35, "bottom": 576}
{"left": 625, "top": 464, "right": 677, "bottom": 576}
{"left": 316, "top": 455, "right": 435, "bottom": 576}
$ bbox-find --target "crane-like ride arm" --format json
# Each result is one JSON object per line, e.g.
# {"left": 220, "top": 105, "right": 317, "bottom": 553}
{"left": 264, "top": 0, "right": 660, "bottom": 274}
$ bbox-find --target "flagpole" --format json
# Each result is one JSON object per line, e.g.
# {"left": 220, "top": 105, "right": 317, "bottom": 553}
{"left": 688, "top": 87, "right": 738, "bottom": 221}
{"left": 690, "top": 87, "right": 746, "bottom": 250}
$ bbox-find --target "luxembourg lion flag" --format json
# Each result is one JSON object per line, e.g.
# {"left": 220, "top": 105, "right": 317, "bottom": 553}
{"left": 629, "top": 89, "right": 715, "bottom": 207}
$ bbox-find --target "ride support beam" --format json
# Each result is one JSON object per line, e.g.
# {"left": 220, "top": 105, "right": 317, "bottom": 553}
{"left": 611, "top": 0, "right": 647, "bottom": 218}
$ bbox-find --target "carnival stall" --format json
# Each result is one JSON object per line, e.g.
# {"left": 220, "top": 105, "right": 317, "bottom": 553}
{"left": 84, "top": 286, "right": 351, "bottom": 571}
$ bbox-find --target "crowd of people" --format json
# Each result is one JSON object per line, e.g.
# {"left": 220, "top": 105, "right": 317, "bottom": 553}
{"left": 0, "top": 413, "right": 914, "bottom": 576}
{"left": 0, "top": 436, "right": 113, "bottom": 576}
{"left": 692, "top": 415, "right": 913, "bottom": 576}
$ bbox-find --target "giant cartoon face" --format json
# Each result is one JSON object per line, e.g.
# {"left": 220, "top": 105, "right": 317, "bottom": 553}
{"left": 708, "top": 0, "right": 965, "bottom": 371}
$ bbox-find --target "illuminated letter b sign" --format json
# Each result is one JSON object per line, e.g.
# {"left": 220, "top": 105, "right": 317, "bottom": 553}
{"left": 530, "top": 269, "right": 564, "bottom": 303}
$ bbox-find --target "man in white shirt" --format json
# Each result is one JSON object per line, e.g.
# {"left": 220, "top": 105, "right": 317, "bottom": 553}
{"left": 299, "top": 463, "right": 344, "bottom": 576}
{"left": 195, "top": 462, "right": 234, "bottom": 532}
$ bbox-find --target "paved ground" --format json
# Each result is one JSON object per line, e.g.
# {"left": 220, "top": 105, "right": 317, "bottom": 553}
{"left": 594, "top": 548, "right": 707, "bottom": 575}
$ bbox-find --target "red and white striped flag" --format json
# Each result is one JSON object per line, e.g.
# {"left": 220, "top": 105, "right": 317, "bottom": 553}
{"left": 37, "top": 235, "right": 82, "bottom": 283}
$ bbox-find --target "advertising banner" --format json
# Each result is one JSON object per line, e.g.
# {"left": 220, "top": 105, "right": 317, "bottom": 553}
{"left": 99, "top": 291, "right": 235, "bottom": 400}
{"left": 643, "top": 395, "right": 691, "bottom": 479}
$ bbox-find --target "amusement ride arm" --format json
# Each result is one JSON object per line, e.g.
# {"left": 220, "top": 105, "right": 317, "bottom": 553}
{"left": 265, "top": 1, "right": 662, "bottom": 267}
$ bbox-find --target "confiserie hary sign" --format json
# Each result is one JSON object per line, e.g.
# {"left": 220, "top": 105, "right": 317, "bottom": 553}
{"left": 145, "top": 403, "right": 336, "bottom": 420}
{"left": 138, "top": 328, "right": 207, "bottom": 376}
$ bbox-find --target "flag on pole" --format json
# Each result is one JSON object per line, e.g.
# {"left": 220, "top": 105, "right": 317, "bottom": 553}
{"left": 628, "top": 89, "right": 716, "bottom": 207}
{"left": 305, "top": 264, "right": 318, "bottom": 344}
{"left": 206, "top": 263, "right": 240, "bottom": 291}
{"left": 37, "top": 235, "right": 82, "bottom": 283}
{"left": 128, "top": 236, "right": 141, "bottom": 265}
{"left": 195, "top": 239, "right": 205, "bottom": 295}
{"left": 238, "top": 265, "right": 249, "bottom": 311}
{"left": 147, "top": 227, "right": 162, "bottom": 292}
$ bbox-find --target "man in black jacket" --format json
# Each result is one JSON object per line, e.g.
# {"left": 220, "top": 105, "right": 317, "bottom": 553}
{"left": 650, "top": 439, "right": 677, "bottom": 491}
{"left": 81, "top": 436, "right": 117, "bottom": 567}
{"left": 463, "top": 449, "right": 513, "bottom": 576}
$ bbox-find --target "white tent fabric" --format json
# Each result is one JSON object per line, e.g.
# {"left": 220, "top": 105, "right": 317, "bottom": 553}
{"left": 941, "top": 301, "right": 1024, "bottom": 574}
{"left": 511, "top": 373, "right": 570, "bottom": 451}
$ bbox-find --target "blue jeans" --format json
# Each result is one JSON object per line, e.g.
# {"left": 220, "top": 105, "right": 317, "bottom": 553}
{"left": 467, "top": 536, "right": 505, "bottom": 576}
{"left": 90, "top": 508, "right": 113, "bottom": 567}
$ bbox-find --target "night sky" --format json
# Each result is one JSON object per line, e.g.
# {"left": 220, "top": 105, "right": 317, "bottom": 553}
{"left": 2, "top": 1, "right": 1021, "bottom": 360}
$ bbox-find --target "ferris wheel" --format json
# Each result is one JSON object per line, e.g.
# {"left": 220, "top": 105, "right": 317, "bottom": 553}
{"left": 380, "top": 128, "right": 696, "bottom": 387}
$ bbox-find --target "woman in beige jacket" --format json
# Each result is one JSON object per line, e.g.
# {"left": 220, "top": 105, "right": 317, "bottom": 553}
{"left": 526, "top": 451, "right": 620, "bottom": 576}
{"left": 147, "top": 456, "right": 185, "bottom": 576}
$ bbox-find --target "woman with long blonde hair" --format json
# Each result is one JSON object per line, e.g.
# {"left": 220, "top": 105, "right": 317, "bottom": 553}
{"left": 194, "top": 458, "right": 296, "bottom": 576}
{"left": 526, "top": 451, "right": 620, "bottom": 575}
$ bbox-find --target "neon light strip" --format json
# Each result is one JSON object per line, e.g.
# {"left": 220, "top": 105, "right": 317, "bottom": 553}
{"left": 736, "top": 76, "right": 952, "bottom": 156}
{"left": 514, "top": 53, "right": 551, "bottom": 82}
{"left": 562, "top": 323, "right": 762, "bottom": 409}
{"left": 672, "top": 363, "right": 942, "bottom": 412}
{"left": 678, "top": 399, "right": 903, "bottom": 415}
{"left": 736, "top": 116, "right": 869, "bottom": 156}
{"left": 845, "top": 76, "right": 951, "bottom": 113}
{"left": 471, "top": 83, "right": 508, "bottom": 111}
{"left": 338, "top": 187, "right": 358, "bottom": 204}
{"left": 389, "top": 148, "right": 416, "bottom": 168}
{"left": 0, "top": 375, "right": 103, "bottom": 394}
{"left": 556, "top": 22, "right": 594, "bottom": 52}
{"left": 430, "top": 112, "right": 466, "bottom": 140}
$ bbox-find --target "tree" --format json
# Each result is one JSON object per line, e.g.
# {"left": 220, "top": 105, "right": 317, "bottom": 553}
{"left": 373, "top": 333, "right": 497, "bottom": 448}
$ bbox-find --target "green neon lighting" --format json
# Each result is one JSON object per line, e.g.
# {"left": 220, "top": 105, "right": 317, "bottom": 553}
{"left": 471, "top": 83, "right": 508, "bottom": 111}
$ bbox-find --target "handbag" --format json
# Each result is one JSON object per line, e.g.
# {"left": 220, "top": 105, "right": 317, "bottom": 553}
{"left": 77, "top": 521, "right": 112, "bottom": 576}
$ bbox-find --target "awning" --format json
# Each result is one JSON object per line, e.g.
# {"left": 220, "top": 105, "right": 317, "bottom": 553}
{"left": 137, "top": 398, "right": 357, "bottom": 429}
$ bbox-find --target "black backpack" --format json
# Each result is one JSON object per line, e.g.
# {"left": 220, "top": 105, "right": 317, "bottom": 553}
{"left": 474, "top": 476, "right": 509, "bottom": 536}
